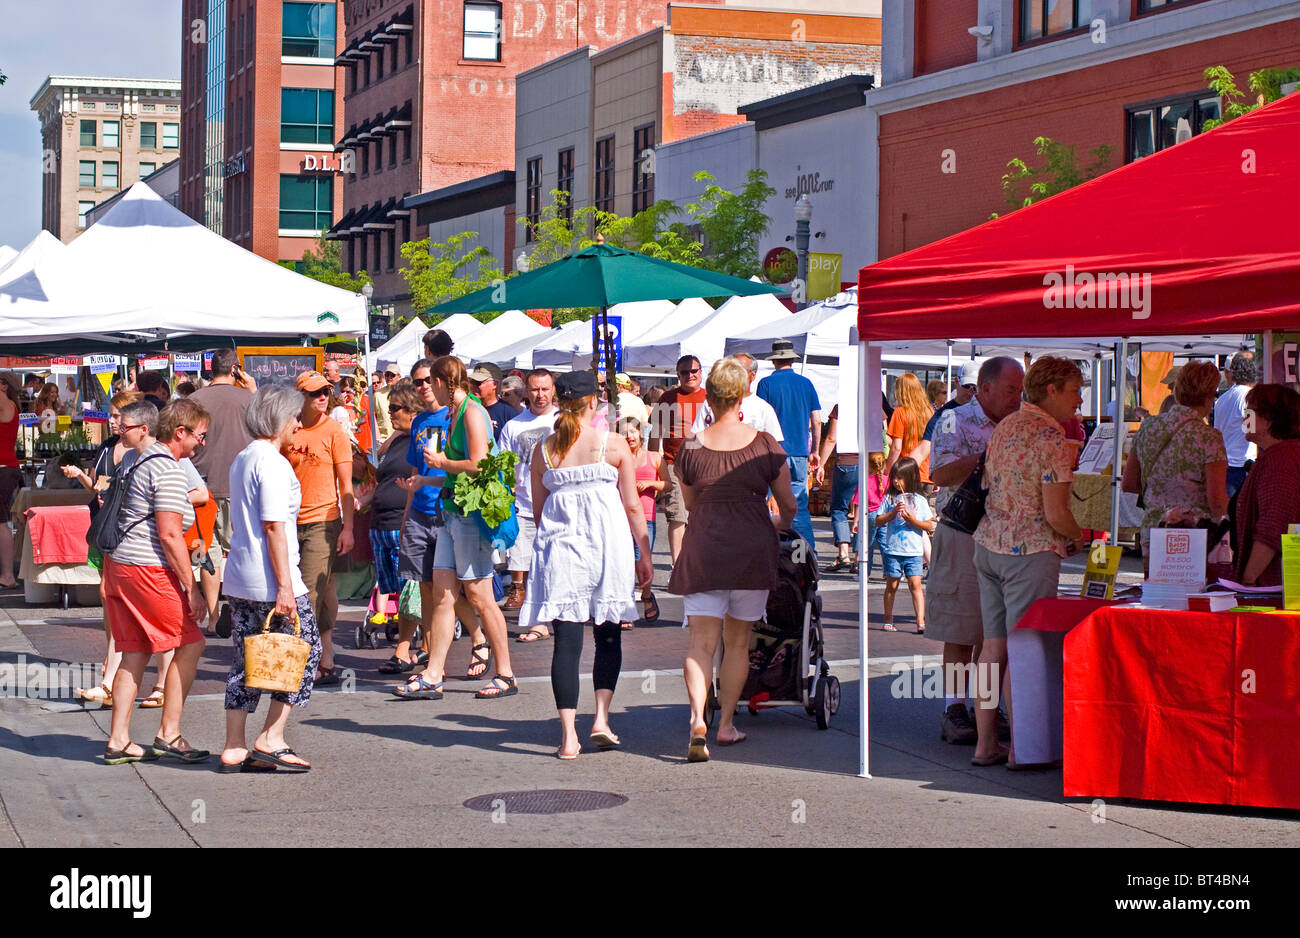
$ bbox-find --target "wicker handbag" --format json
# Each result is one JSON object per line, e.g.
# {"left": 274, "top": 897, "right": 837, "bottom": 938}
{"left": 244, "top": 610, "right": 311, "bottom": 693}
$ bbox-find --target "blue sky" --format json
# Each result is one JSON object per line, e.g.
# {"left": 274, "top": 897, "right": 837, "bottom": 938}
{"left": 0, "top": 1, "right": 181, "bottom": 250}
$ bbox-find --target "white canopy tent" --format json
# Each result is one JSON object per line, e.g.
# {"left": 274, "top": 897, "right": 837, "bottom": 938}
{"left": 534, "top": 299, "right": 677, "bottom": 369}
{"left": 369, "top": 313, "right": 485, "bottom": 375}
{"left": 0, "top": 245, "right": 19, "bottom": 273}
{"left": 0, "top": 230, "right": 65, "bottom": 284}
{"left": 0, "top": 184, "right": 366, "bottom": 344}
{"left": 624, "top": 292, "right": 790, "bottom": 372}
{"left": 452, "top": 309, "right": 548, "bottom": 363}
{"left": 483, "top": 319, "right": 588, "bottom": 371}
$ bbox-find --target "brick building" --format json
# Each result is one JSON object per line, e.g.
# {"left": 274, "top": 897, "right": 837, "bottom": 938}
{"left": 179, "top": 0, "right": 346, "bottom": 265}
{"left": 30, "top": 76, "right": 183, "bottom": 242}
{"left": 866, "top": 0, "right": 1300, "bottom": 264}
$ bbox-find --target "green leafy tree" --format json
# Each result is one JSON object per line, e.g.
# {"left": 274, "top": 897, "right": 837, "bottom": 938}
{"left": 681, "top": 169, "right": 776, "bottom": 279}
{"left": 279, "top": 228, "right": 372, "bottom": 292}
{"left": 399, "top": 231, "right": 503, "bottom": 322}
{"left": 1202, "top": 65, "right": 1300, "bottom": 130}
{"left": 992, "top": 136, "right": 1111, "bottom": 218}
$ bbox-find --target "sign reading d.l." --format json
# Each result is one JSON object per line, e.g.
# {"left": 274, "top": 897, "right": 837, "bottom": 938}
{"left": 593, "top": 315, "right": 622, "bottom": 373}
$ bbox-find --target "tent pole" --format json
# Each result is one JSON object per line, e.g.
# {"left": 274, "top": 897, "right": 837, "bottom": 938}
{"left": 1263, "top": 330, "right": 1273, "bottom": 382}
{"left": 945, "top": 340, "right": 952, "bottom": 398}
{"left": 1110, "top": 338, "right": 1128, "bottom": 541}
{"left": 857, "top": 337, "right": 872, "bottom": 780}
{"left": 1091, "top": 353, "right": 1102, "bottom": 420}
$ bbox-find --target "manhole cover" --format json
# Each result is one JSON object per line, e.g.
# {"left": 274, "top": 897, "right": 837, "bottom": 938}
{"left": 463, "top": 789, "right": 628, "bottom": 815}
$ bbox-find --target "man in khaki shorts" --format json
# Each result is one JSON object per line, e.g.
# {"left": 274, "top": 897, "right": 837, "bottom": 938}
{"left": 926, "top": 357, "right": 1022, "bottom": 744}
{"left": 649, "top": 355, "right": 707, "bottom": 564}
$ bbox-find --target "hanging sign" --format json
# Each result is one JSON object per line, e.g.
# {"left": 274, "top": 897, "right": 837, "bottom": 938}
{"left": 141, "top": 356, "right": 170, "bottom": 372}
{"left": 84, "top": 354, "right": 120, "bottom": 375}
{"left": 82, "top": 408, "right": 110, "bottom": 424}
{"left": 173, "top": 354, "right": 202, "bottom": 373}
{"left": 50, "top": 356, "right": 80, "bottom": 375}
{"left": 18, "top": 413, "right": 38, "bottom": 427}
{"left": 593, "top": 315, "right": 622, "bottom": 373}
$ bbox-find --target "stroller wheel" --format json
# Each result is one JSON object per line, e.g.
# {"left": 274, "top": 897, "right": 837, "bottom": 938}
{"left": 453, "top": 618, "right": 464, "bottom": 641}
{"left": 814, "top": 675, "right": 837, "bottom": 729}
{"left": 353, "top": 626, "right": 365, "bottom": 650}
{"left": 826, "top": 675, "right": 841, "bottom": 715}
{"left": 704, "top": 685, "right": 718, "bottom": 728}
{"left": 385, "top": 623, "right": 399, "bottom": 643}
{"left": 366, "top": 628, "right": 380, "bottom": 650}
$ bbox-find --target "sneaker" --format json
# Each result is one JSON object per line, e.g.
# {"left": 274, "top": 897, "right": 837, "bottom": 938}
{"left": 503, "top": 584, "right": 525, "bottom": 610}
{"left": 214, "top": 603, "right": 233, "bottom": 639}
{"left": 940, "top": 703, "right": 978, "bottom": 745}
{"left": 996, "top": 708, "right": 1011, "bottom": 742}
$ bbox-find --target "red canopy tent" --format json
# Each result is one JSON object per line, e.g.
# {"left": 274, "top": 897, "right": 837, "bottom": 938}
{"left": 857, "top": 90, "right": 1300, "bottom": 341}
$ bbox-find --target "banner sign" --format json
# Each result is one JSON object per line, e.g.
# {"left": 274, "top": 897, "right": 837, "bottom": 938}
{"left": 807, "top": 252, "right": 843, "bottom": 302}
{"left": 84, "top": 354, "right": 120, "bottom": 375}
{"left": 593, "top": 315, "right": 622, "bottom": 373}
{"left": 141, "top": 356, "right": 170, "bottom": 372}
{"left": 173, "top": 354, "right": 202, "bottom": 373}
{"left": 50, "top": 356, "right": 80, "bottom": 375}
{"left": 82, "top": 409, "right": 110, "bottom": 424}
{"left": 1149, "top": 527, "right": 1207, "bottom": 586}
{"left": 204, "top": 354, "right": 213, "bottom": 370}
{"left": 18, "top": 413, "right": 38, "bottom": 427}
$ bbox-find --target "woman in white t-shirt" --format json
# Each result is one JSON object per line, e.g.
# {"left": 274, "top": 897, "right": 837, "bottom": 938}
{"left": 219, "top": 385, "right": 320, "bottom": 774}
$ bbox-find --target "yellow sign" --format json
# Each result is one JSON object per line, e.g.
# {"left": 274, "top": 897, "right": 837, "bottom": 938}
{"left": 1082, "top": 542, "right": 1123, "bottom": 599}
{"left": 807, "top": 252, "right": 842, "bottom": 302}
{"left": 1282, "top": 534, "right": 1300, "bottom": 611}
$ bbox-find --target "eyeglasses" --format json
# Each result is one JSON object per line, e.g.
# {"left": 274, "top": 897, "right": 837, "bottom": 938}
{"left": 307, "top": 388, "right": 331, "bottom": 398}
{"left": 677, "top": 367, "right": 701, "bottom": 376}
{"left": 120, "top": 423, "right": 145, "bottom": 433}
{"left": 962, "top": 384, "right": 977, "bottom": 391}
{"left": 184, "top": 427, "right": 207, "bottom": 442}
{"left": 412, "top": 376, "right": 431, "bottom": 387}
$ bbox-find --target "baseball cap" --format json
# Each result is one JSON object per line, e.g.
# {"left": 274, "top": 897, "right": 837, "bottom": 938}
{"left": 468, "top": 362, "right": 502, "bottom": 383}
{"left": 615, "top": 372, "right": 633, "bottom": 389}
{"left": 1160, "top": 365, "right": 1182, "bottom": 387}
{"left": 958, "top": 362, "right": 980, "bottom": 388}
{"left": 555, "top": 371, "right": 598, "bottom": 401}
{"left": 295, "top": 371, "right": 332, "bottom": 393}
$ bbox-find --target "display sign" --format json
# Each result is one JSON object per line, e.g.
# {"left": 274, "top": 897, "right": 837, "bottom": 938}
{"left": 82, "top": 409, "right": 110, "bottom": 424}
{"left": 593, "top": 315, "right": 622, "bottom": 373}
{"left": 84, "top": 354, "right": 120, "bottom": 375}
{"left": 237, "top": 346, "right": 324, "bottom": 386}
{"left": 1148, "top": 527, "right": 1207, "bottom": 586}
{"left": 1082, "top": 543, "right": 1123, "bottom": 599}
{"left": 1283, "top": 534, "right": 1300, "bottom": 611}
{"left": 18, "top": 413, "right": 38, "bottom": 427}
{"left": 1075, "top": 423, "right": 1116, "bottom": 475}
{"left": 1270, "top": 332, "right": 1299, "bottom": 389}
{"left": 141, "top": 355, "right": 170, "bottom": 372}
{"left": 173, "top": 354, "right": 203, "bottom": 373}
{"left": 807, "top": 252, "right": 842, "bottom": 302}
{"left": 50, "top": 356, "right": 80, "bottom": 375}
{"left": 369, "top": 312, "right": 391, "bottom": 346}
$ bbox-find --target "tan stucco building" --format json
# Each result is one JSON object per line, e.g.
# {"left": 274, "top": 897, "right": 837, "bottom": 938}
{"left": 30, "top": 76, "right": 183, "bottom": 242}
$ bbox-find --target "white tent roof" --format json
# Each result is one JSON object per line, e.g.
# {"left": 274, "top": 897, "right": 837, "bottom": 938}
{"left": 0, "top": 246, "right": 17, "bottom": 272}
{"left": 0, "top": 230, "right": 65, "bottom": 282}
{"left": 453, "top": 310, "right": 548, "bottom": 362}
{"left": 533, "top": 300, "right": 677, "bottom": 369}
{"left": 479, "top": 319, "right": 587, "bottom": 371}
{"left": 0, "top": 183, "right": 365, "bottom": 344}
{"left": 625, "top": 292, "right": 790, "bottom": 371}
{"left": 369, "top": 313, "right": 487, "bottom": 375}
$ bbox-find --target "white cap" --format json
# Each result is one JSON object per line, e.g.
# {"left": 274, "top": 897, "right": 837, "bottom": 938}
{"left": 957, "top": 361, "right": 981, "bottom": 387}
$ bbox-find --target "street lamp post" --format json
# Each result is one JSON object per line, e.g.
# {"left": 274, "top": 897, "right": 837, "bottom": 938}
{"left": 794, "top": 195, "right": 813, "bottom": 311}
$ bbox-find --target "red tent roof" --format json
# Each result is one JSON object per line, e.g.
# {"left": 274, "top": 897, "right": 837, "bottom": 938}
{"left": 857, "top": 90, "right": 1300, "bottom": 341}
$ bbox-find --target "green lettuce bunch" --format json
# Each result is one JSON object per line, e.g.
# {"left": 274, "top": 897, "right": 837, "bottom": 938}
{"left": 452, "top": 450, "right": 519, "bottom": 528}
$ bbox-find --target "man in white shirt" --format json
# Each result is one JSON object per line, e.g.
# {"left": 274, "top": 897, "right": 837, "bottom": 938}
{"left": 497, "top": 369, "right": 558, "bottom": 620}
{"left": 689, "top": 353, "right": 784, "bottom": 441}
{"left": 1214, "top": 351, "right": 1257, "bottom": 496}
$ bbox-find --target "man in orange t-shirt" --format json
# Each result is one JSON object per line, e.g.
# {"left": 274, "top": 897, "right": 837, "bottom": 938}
{"left": 649, "top": 354, "right": 707, "bottom": 563}
{"left": 287, "top": 371, "right": 355, "bottom": 685}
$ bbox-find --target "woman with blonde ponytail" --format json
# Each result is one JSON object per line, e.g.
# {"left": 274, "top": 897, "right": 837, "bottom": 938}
{"left": 519, "top": 371, "right": 653, "bottom": 759}
{"left": 886, "top": 372, "right": 936, "bottom": 484}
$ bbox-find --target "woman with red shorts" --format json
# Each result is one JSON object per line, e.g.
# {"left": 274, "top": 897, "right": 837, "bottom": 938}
{"left": 103, "top": 399, "right": 210, "bottom": 765}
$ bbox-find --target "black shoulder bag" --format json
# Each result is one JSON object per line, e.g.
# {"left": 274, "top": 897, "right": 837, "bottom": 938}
{"left": 939, "top": 451, "right": 988, "bottom": 536}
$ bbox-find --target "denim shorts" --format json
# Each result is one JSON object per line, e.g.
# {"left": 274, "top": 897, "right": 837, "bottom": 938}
{"left": 882, "top": 553, "right": 924, "bottom": 579}
{"left": 433, "top": 511, "right": 496, "bottom": 581}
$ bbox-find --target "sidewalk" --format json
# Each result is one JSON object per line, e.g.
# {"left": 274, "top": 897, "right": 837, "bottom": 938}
{"left": 1, "top": 522, "right": 1293, "bottom": 847}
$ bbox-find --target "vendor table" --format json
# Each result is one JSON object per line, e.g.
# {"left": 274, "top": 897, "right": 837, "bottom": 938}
{"left": 1064, "top": 606, "right": 1300, "bottom": 811}
{"left": 10, "top": 488, "right": 100, "bottom": 605}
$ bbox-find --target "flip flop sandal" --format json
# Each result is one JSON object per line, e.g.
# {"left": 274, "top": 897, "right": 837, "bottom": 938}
{"left": 556, "top": 745, "right": 580, "bottom": 760}
{"left": 248, "top": 748, "right": 310, "bottom": 773}
{"left": 392, "top": 674, "right": 445, "bottom": 700}
{"left": 152, "top": 736, "right": 211, "bottom": 763}
{"left": 475, "top": 674, "right": 519, "bottom": 699}
{"left": 716, "top": 731, "right": 747, "bottom": 747}
{"left": 971, "top": 750, "right": 1009, "bottom": 767}
{"left": 378, "top": 655, "right": 416, "bottom": 674}
{"left": 218, "top": 756, "right": 277, "bottom": 774}
{"left": 77, "top": 683, "right": 113, "bottom": 708}
{"left": 882, "top": 624, "right": 898, "bottom": 632}
{"left": 642, "top": 593, "right": 660, "bottom": 621}
{"left": 589, "top": 731, "right": 620, "bottom": 749}
{"left": 314, "top": 668, "right": 341, "bottom": 686}
{"left": 138, "top": 688, "right": 165, "bottom": 709}
{"left": 104, "top": 744, "right": 160, "bottom": 765}
{"left": 465, "top": 643, "right": 491, "bottom": 679}
{"left": 516, "top": 628, "right": 550, "bottom": 643}
{"left": 687, "top": 734, "right": 710, "bottom": 763}
{"left": 621, "top": 621, "right": 634, "bottom": 630}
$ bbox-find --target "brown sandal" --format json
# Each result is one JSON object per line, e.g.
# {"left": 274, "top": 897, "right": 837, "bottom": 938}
{"left": 465, "top": 642, "right": 491, "bottom": 679}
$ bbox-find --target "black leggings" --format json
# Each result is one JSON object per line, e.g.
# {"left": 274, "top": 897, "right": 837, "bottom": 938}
{"left": 550, "top": 620, "right": 622, "bottom": 710}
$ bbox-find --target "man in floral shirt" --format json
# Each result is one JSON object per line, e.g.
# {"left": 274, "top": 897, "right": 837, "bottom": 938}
{"left": 927, "top": 357, "right": 1023, "bottom": 744}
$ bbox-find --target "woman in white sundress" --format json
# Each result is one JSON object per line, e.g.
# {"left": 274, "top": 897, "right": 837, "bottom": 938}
{"left": 519, "top": 371, "right": 653, "bottom": 760}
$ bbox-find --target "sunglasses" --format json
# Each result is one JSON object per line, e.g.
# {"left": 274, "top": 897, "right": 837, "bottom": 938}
{"left": 307, "top": 388, "right": 331, "bottom": 398}
{"left": 184, "top": 427, "right": 207, "bottom": 442}
{"left": 412, "top": 376, "right": 431, "bottom": 387}
{"left": 388, "top": 405, "right": 407, "bottom": 414}
{"left": 677, "top": 367, "right": 701, "bottom": 376}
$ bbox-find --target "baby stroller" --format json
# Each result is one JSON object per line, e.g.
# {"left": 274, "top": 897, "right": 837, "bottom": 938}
{"left": 355, "top": 583, "right": 463, "bottom": 649}
{"left": 704, "top": 531, "right": 840, "bottom": 729}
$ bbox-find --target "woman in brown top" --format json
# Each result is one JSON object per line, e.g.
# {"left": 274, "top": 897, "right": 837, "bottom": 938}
{"left": 670, "top": 357, "right": 796, "bottom": 762}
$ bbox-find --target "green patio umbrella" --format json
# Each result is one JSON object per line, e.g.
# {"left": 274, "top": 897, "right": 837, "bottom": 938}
{"left": 424, "top": 239, "right": 787, "bottom": 410}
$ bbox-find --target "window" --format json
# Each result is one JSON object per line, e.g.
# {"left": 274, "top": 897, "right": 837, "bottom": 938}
{"left": 463, "top": 2, "right": 502, "bottom": 61}
{"left": 80, "top": 120, "right": 96, "bottom": 147}
{"left": 140, "top": 121, "right": 157, "bottom": 149}
{"left": 403, "top": 126, "right": 411, "bottom": 161}
{"left": 79, "top": 161, "right": 96, "bottom": 187}
{"left": 391, "top": 38, "right": 399, "bottom": 71}
{"left": 163, "top": 123, "right": 179, "bottom": 149}
{"left": 556, "top": 147, "right": 574, "bottom": 222}
{"left": 361, "top": 55, "right": 370, "bottom": 88}
{"left": 387, "top": 227, "right": 396, "bottom": 270}
{"left": 1138, "top": 0, "right": 1197, "bottom": 10}
{"left": 281, "top": 89, "right": 334, "bottom": 144}
{"left": 1020, "top": 0, "right": 1092, "bottom": 43}
{"left": 139, "top": 162, "right": 156, "bottom": 177}
{"left": 103, "top": 121, "right": 120, "bottom": 149}
{"left": 632, "top": 123, "right": 655, "bottom": 214}
{"left": 361, "top": 143, "right": 369, "bottom": 175}
{"left": 376, "top": 44, "right": 384, "bottom": 79}
{"left": 282, "top": 2, "right": 336, "bottom": 58}
{"left": 389, "top": 133, "right": 397, "bottom": 167}
{"left": 594, "top": 135, "right": 615, "bottom": 212}
{"left": 525, "top": 156, "right": 542, "bottom": 238}
{"left": 279, "top": 174, "right": 333, "bottom": 231}
{"left": 1127, "top": 93, "right": 1222, "bottom": 161}
{"left": 78, "top": 201, "right": 95, "bottom": 228}
{"left": 103, "top": 161, "right": 120, "bottom": 188}
{"left": 404, "top": 32, "right": 413, "bottom": 64}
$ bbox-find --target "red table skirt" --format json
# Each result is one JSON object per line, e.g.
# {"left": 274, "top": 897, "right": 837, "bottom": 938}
{"left": 1063, "top": 606, "right": 1300, "bottom": 810}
